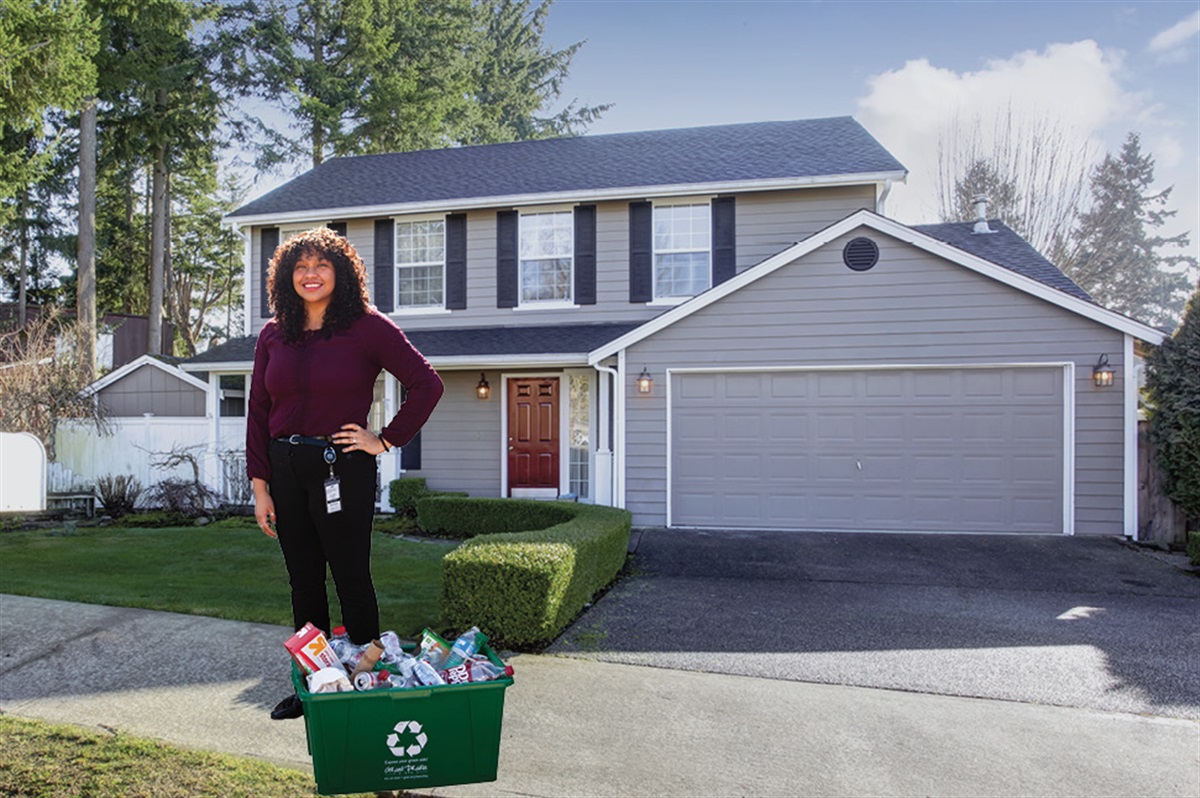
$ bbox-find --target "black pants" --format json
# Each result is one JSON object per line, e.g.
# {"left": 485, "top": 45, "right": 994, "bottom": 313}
{"left": 269, "top": 439, "right": 380, "bottom": 645}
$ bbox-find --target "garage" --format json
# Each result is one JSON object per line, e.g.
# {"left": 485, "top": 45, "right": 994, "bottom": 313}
{"left": 669, "top": 366, "right": 1066, "bottom": 533}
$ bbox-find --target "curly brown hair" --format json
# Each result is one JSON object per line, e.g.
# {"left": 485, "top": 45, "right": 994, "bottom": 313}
{"left": 267, "top": 227, "right": 372, "bottom": 342}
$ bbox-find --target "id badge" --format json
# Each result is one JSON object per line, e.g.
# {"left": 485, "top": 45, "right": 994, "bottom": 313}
{"left": 324, "top": 477, "right": 342, "bottom": 514}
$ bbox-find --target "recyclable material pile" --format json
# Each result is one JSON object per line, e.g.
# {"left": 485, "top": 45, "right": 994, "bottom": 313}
{"left": 286, "top": 623, "right": 513, "bottom": 694}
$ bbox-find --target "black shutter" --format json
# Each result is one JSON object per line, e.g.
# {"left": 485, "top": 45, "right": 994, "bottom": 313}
{"left": 712, "top": 196, "right": 736, "bottom": 285}
{"left": 496, "top": 210, "right": 518, "bottom": 308}
{"left": 574, "top": 205, "right": 597, "bottom": 305}
{"left": 260, "top": 227, "right": 279, "bottom": 318}
{"left": 374, "top": 219, "right": 394, "bottom": 312}
{"left": 328, "top": 221, "right": 347, "bottom": 237}
{"left": 400, "top": 430, "right": 422, "bottom": 471}
{"left": 629, "top": 201, "right": 652, "bottom": 303}
{"left": 446, "top": 213, "right": 467, "bottom": 310}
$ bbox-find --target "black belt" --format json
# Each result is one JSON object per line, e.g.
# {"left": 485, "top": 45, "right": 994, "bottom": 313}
{"left": 276, "top": 435, "right": 332, "bottom": 447}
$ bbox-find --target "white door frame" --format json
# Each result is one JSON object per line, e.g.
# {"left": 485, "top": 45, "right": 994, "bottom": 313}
{"left": 499, "top": 371, "right": 571, "bottom": 499}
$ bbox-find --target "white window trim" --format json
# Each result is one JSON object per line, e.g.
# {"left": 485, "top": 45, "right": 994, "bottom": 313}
{"left": 279, "top": 222, "right": 332, "bottom": 240}
{"left": 518, "top": 209, "right": 574, "bottom": 307}
{"left": 394, "top": 214, "right": 447, "bottom": 311}
{"left": 651, "top": 199, "right": 713, "bottom": 302}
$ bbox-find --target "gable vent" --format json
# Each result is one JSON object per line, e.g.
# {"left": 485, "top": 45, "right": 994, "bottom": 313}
{"left": 843, "top": 237, "right": 879, "bottom": 271}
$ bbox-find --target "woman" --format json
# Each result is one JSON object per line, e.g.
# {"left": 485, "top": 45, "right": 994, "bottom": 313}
{"left": 247, "top": 227, "right": 443, "bottom": 720}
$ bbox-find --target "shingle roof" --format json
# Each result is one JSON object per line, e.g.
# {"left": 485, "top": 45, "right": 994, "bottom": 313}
{"left": 228, "top": 117, "right": 906, "bottom": 219}
{"left": 183, "top": 322, "right": 643, "bottom": 366}
{"left": 912, "top": 220, "right": 1092, "bottom": 302}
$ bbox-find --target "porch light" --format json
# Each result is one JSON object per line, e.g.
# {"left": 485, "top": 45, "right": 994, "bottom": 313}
{"left": 1092, "top": 355, "right": 1114, "bottom": 388}
{"left": 636, "top": 367, "right": 653, "bottom": 395}
{"left": 476, "top": 372, "right": 491, "bottom": 400}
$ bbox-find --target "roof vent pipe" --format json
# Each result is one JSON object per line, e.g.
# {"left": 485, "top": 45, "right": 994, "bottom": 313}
{"left": 972, "top": 194, "right": 995, "bottom": 235}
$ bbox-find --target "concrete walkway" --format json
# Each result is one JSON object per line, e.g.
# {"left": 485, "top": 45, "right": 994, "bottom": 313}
{"left": 1, "top": 593, "right": 1197, "bottom": 797}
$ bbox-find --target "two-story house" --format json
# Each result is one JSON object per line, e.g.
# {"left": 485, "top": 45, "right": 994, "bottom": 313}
{"left": 77, "top": 117, "right": 1164, "bottom": 536}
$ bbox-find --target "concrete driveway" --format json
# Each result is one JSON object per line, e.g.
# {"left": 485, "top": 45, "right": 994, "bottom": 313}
{"left": 547, "top": 529, "right": 1200, "bottom": 719}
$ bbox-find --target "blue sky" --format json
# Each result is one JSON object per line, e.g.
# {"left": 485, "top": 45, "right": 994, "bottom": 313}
{"left": 535, "top": 0, "right": 1199, "bottom": 259}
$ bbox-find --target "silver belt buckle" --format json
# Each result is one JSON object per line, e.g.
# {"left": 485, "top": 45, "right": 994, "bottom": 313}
{"left": 287, "top": 434, "right": 301, "bottom": 444}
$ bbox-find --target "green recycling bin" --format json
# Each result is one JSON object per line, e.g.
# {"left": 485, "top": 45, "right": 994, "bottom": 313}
{"left": 292, "top": 644, "right": 513, "bottom": 796}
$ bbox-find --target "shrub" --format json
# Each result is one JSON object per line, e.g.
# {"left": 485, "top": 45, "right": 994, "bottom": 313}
{"left": 390, "top": 477, "right": 429, "bottom": 517}
{"left": 116, "top": 510, "right": 190, "bottom": 528}
{"left": 145, "top": 478, "right": 219, "bottom": 518}
{"left": 95, "top": 474, "right": 142, "bottom": 518}
{"left": 388, "top": 477, "right": 469, "bottom": 520}
{"left": 440, "top": 499, "right": 631, "bottom": 648}
{"left": 1188, "top": 532, "right": 1200, "bottom": 566}
{"left": 1146, "top": 283, "right": 1200, "bottom": 525}
{"left": 417, "top": 496, "right": 570, "bottom": 540}
{"left": 372, "top": 513, "right": 419, "bottom": 536}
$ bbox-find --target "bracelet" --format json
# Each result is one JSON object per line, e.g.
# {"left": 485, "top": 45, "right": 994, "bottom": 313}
{"left": 379, "top": 433, "right": 392, "bottom": 452}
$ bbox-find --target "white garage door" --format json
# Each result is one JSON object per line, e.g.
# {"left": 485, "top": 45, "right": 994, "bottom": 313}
{"left": 670, "top": 367, "right": 1065, "bottom": 533}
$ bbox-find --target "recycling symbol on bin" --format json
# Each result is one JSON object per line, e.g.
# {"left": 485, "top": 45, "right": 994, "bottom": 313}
{"left": 386, "top": 720, "right": 428, "bottom": 757}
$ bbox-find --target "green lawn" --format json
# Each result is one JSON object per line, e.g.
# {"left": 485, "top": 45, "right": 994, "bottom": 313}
{"left": 0, "top": 714, "right": 391, "bottom": 797}
{"left": 0, "top": 523, "right": 452, "bottom": 637}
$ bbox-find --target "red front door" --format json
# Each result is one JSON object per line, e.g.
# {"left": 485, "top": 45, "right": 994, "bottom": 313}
{"left": 508, "top": 377, "right": 560, "bottom": 495}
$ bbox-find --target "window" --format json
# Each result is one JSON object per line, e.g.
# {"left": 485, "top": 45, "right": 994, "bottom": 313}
{"left": 396, "top": 219, "right": 445, "bottom": 308}
{"left": 569, "top": 373, "right": 590, "bottom": 499}
{"left": 219, "top": 374, "right": 246, "bottom": 417}
{"left": 519, "top": 211, "right": 573, "bottom": 304}
{"left": 653, "top": 203, "right": 710, "bottom": 299}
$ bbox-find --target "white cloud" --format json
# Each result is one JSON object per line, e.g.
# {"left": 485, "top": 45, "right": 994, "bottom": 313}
{"left": 1147, "top": 10, "right": 1200, "bottom": 60}
{"left": 856, "top": 41, "right": 1131, "bottom": 224}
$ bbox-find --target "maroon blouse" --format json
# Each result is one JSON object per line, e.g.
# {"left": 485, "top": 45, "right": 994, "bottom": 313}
{"left": 246, "top": 311, "right": 444, "bottom": 481}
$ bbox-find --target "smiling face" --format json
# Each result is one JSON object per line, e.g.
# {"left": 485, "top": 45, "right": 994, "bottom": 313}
{"left": 292, "top": 250, "right": 336, "bottom": 323}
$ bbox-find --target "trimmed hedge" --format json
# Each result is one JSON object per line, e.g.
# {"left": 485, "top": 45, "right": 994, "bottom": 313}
{"left": 1188, "top": 531, "right": 1200, "bottom": 566}
{"left": 417, "top": 496, "right": 573, "bottom": 540}
{"left": 438, "top": 498, "right": 632, "bottom": 648}
{"left": 388, "top": 477, "right": 468, "bottom": 518}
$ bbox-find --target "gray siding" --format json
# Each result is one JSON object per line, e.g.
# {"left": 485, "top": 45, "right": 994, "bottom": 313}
{"left": 247, "top": 187, "right": 877, "bottom": 337}
{"left": 407, "top": 369, "right": 504, "bottom": 496}
{"left": 98, "top": 364, "right": 206, "bottom": 417}
{"left": 623, "top": 227, "right": 1125, "bottom": 535}
{"left": 735, "top": 186, "right": 875, "bottom": 271}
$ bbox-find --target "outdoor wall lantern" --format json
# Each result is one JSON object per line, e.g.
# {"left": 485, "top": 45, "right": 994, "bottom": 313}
{"left": 636, "top": 367, "right": 654, "bottom": 395}
{"left": 1092, "top": 355, "right": 1114, "bottom": 388}
{"left": 476, "top": 372, "right": 491, "bottom": 400}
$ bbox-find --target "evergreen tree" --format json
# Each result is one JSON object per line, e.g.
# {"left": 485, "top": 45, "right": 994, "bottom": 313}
{"left": 1063, "top": 133, "right": 1195, "bottom": 327}
{"left": 89, "top": 0, "right": 225, "bottom": 353}
{"left": 0, "top": 0, "right": 99, "bottom": 209}
{"left": 226, "top": 0, "right": 606, "bottom": 170}
{"left": 1146, "top": 281, "right": 1200, "bottom": 525}
{"left": 167, "top": 164, "right": 245, "bottom": 355}
{"left": 458, "top": 0, "right": 609, "bottom": 145}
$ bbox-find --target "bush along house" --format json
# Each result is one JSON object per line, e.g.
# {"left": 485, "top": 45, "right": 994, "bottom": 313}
{"left": 86, "top": 117, "right": 1163, "bottom": 535}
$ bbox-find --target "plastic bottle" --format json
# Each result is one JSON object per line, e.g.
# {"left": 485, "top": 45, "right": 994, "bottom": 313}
{"left": 412, "top": 658, "right": 446, "bottom": 686}
{"left": 441, "top": 658, "right": 514, "bottom": 685}
{"left": 443, "top": 627, "right": 487, "bottom": 670}
{"left": 328, "top": 625, "right": 353, "bottom": 662}
{"left": 378, "top": 631, "right": 403, "bottom": 662}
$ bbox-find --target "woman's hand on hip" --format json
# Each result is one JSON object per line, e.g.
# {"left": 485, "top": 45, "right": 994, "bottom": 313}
{"left": 335, "top": 423, "right": 387, "bottom": 455}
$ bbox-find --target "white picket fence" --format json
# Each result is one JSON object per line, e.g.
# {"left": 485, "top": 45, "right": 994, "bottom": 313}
{"left": 55, "top": 416, "right": 249, "bottom": 510}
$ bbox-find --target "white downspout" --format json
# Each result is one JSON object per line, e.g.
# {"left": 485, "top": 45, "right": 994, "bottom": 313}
{"left": 594, "top": 358, "right": 625, "bottom": 509}
{"left": 876, "top": 179, "right": 893, "bottom": 216}
{"left": 1123, "top": 334, "right": 1138, "bottom": 539}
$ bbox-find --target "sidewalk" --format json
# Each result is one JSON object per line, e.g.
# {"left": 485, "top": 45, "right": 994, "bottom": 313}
{"left": 1, "top": 594, "right": 1196, "bottom": 797}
